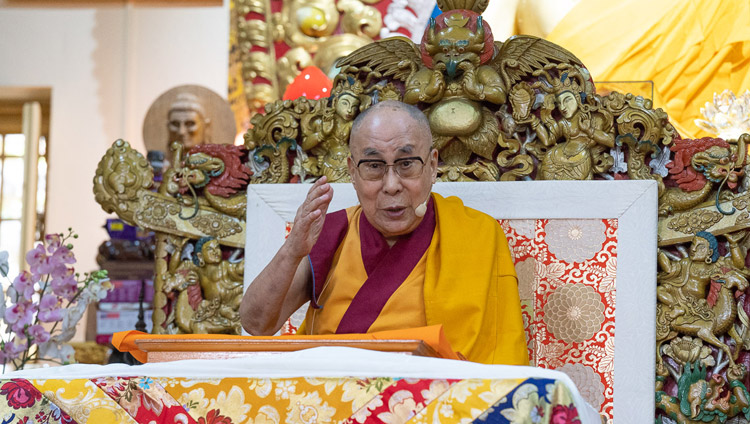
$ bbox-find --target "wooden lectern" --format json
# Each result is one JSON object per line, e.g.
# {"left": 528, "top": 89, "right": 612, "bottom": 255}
{"left": 112, "top": 325, "right": 460, "bottom": 363}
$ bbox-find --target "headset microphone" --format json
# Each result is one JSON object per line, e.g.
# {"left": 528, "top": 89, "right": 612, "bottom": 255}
{"left": 414, "top": 198, "right": 429, "bottom": 218}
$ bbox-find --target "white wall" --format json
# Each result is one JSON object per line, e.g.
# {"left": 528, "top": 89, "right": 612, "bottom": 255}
{"left": 0, "top": 1, "right": 228, "bottom": 338}
{"left": 0, "top": 2, "right": 228, "bottom": 271}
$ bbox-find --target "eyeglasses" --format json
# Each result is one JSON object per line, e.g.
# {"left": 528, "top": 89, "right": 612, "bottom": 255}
{"left": 354, "top": 156, "right": 427, "bottom": 181}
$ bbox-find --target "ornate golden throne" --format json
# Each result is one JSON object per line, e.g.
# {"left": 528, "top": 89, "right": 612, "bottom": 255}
{"left": 94, "top": 0, "right": 750, "bottom": 422}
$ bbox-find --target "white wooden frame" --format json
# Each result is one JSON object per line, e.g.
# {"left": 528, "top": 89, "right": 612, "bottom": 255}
{"left": 246, "top": 180, "right": 658, "bottom": 423}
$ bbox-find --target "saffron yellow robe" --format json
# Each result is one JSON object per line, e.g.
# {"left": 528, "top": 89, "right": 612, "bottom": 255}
{"left": 299, "top": 193, "right": 528, "bottom": 365}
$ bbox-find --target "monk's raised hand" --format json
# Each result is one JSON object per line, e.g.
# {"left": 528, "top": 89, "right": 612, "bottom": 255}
{"left": 286, "top": 176, "right": 333, "bottom": 259}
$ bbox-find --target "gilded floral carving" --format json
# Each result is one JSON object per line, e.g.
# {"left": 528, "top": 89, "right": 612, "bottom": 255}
{"left": 666, "top": 210, "right": 723, "bottom": 234}
{"left": 136, "top": 195, "right": 179, "bottom": 231}
{"left": 732, "top": 196, "right": 748, "bottom": 211}
{"left": 190, "top": 214, "right": 243, "bottom": 239}
{"left": 93, "top": 139, "right": 154, "bottom": 225}
{"left": 662, "top": 336, "right": 716, "bottom": 368}
{"left": 736, "top": 211, "right": 750, "bottom": 227}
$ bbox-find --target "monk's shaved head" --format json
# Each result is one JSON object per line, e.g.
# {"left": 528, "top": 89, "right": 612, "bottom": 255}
{"left": 350, "top": 100, "right": 432, "bottom": 152}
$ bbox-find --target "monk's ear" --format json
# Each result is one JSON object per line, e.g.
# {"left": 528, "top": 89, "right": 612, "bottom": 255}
{"left": 347, "top": 156, "right": 357, "bottom": 189}
{"left": 429, "top": 148, "right": 438, "bottom": 183}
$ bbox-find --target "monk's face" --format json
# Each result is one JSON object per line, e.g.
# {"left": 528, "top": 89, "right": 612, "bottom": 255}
{"left": 348, "top": 106, "right": 437, "bottom": 241}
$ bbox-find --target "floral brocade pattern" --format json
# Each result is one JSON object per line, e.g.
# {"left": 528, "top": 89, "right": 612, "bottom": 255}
{"left": 0, "top": 376, "right": 581, "bottom": 424}
{"left": 500, "top": 218, "right": 617, "bottom": 422}
{"left": 544, "top": 220, "right": 607, "bottom": 263}
{"left": 544, "top": 284, "right": 605, "bottom": 343}
{"left": 0, "top": 378, "right": 77, "bottom": 424}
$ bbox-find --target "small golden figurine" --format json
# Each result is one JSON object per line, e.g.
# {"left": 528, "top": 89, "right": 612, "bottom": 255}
{"left": 166, "top": 237, "right": 244, "bottom": 334}
{"left": 300, "top": 78, "right": 367, "bottom": 182}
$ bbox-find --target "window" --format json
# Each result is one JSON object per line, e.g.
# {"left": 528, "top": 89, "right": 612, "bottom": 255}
{"left": 0, "top": 88, "right": 50, "bottom": 278}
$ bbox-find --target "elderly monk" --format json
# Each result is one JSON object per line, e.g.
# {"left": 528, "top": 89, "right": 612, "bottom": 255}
{"left": 240, "top": 101, "right": 528, "bottom": 365}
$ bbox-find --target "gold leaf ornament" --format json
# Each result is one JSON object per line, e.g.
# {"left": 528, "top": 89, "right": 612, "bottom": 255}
{"left": 666, "top": 210, "right": 723, "bottom": 234}
{"left": 93, "top": 139, "right": 153, "bottom": 225}
{"left": 335, "top": 37, "right": 421, "bottom": 83}
{"left": 337, "top": 0, "right": 383, "bottom": 39}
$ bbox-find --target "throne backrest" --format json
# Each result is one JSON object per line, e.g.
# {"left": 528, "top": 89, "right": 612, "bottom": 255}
{"left": 245, "top": 180, "right": 658, "bottom": 423}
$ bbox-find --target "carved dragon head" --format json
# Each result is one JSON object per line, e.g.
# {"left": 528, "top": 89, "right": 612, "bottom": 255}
{"left": 714, "top": 269, "right": 749, "bottom": 293}
{"left": 422, "top": 10, "right": 493, "bottom": 79}
{"left": 181, "top": 144, "right": 252, "bottom": 197}
{"left": 668, "top": 137, "right": 746, "bottom": 191}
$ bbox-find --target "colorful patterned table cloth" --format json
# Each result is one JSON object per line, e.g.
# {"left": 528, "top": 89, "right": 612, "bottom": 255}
{"left": 0, "top": 347, "right": 600, "bottom": 424}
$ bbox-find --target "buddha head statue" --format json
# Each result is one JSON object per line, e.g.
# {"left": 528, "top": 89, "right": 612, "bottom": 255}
{"left": 167, "top": 93, "right": 211, "bottom": 148}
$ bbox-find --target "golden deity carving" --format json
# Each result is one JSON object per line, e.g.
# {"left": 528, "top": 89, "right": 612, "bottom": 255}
{"left": 231, "top": 0, "right": 381, "bottom": 123}
{"left": 298, "top": 77, "right": 367, "bottom": 182}
{"left": 165, "top": 237, "right": 244, "bottom": 334}
{"left": 245, "top": 76, "right": 399, "bottom": 183}
{"left": 276, "top": 0, "right": 586, "bottom": 181}
{"left": 526, "top": 65, "right": 615, "bottom": 180}
{"left": 656, "top": 231, "right": 749, "bottom": 367}
{"left": 94, "top": 139, "right": 251, "bottom": 335}
{"left": 244, "top": 0, "right": 687, "bottom": 185}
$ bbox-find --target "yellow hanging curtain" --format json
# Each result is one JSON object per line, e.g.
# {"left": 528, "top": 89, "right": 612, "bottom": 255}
{"left": 545, "top": 0, "right": 750, "bottom": 139}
